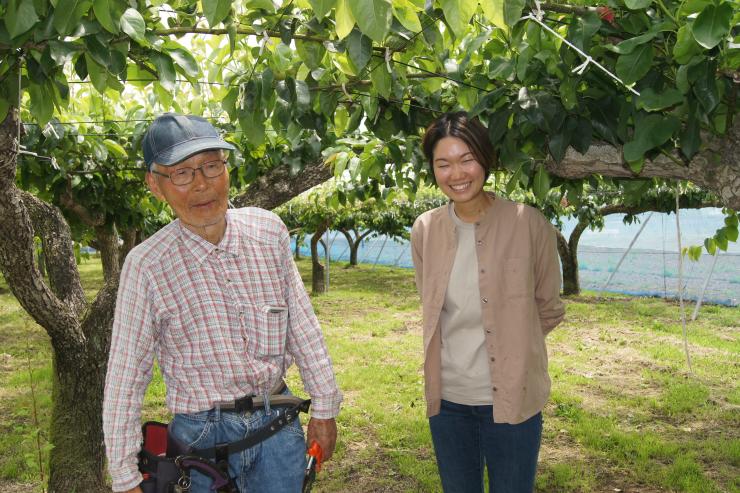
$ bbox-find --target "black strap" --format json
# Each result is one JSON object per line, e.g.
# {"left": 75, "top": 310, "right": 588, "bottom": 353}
{"left": 191, "top": 399, "right": 311, "bottom": 459}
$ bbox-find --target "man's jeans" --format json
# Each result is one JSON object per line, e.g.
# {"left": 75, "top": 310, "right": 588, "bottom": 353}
{"left": 429, "top": 400, "right": 542, "bottom": 493}
{"left": 169, "top": 396, "right": 306, "bottom": 493}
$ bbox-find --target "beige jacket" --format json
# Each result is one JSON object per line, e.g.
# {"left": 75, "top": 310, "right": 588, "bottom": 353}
{"left": 411, "top": 195, "right": 565, "bottom": 424}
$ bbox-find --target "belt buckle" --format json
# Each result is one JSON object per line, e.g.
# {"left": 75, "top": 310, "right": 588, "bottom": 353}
{"left": 233, "top": 395, "right": 254, "bottom": 414}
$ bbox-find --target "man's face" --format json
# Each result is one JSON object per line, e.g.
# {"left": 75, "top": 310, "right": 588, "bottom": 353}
{"left": 146, "top": 150, "right": 230, "bottom": 233}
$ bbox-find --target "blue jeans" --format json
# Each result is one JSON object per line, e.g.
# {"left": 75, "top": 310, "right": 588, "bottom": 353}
{"left": 169, "top": 393, "right": 306, "bottom": 493}
{"left": 429, "top": 400, "right": 542, "bottom": 493}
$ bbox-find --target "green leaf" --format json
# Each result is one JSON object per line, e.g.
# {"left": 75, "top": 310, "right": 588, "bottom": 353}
{"left": 168, "top": 48, "right": 200, "bottom": 77}
{"left": 334, "top": 105, "right": 349, "bottom": 137}
{"left": 623, "top": 115, "right": 680, "bottom": 162}
{"left": 691, "top": 2, "right": 732, "bottom": 49}
{"left": 308, "top": 0, "right": 335, "bottom": 19}
{"left": 294, "top": 80, "right": 311, "bottom": 110}
{"left": 673, "top": 25, "right": 702, "bottom": 64}
{"left": 4, "top": 0, "right": 40, "bottom": 39}
{"left": 52, "top": 0, "right": 84, "bottom": 35}
{"left": 84, "top": 35, "right": 111, "bottom": 68}
{"left": 481, "top": 0, "right": 524, "bottom": 29}
{"left": 714, "top": 229, "right": 728, "bottom": 251}
{"left": 704, "top": 237, "right": 717, "bottom": 255}
{"left": 615, "top": 44, "right": 653, "bottom": 85}
{"left": 533, "top": 166, "right": 550, "bottom": 201}
{"left": 636, "top": 88, "right": 684, "bottom": 111}
{"left": 203, "top": 0, "right": 232, "bottom": 27}
{"left": 319, "top": 91, "right": 340, "bottom": 118}
{"left": 150, "top": 52, "right": 176, "bottom": 91}
{"left": 440, "top": 0, "right": 477, "bottom": 38}
{"left": 28, "top": 82, "right": 53, "bottom": 124}
{"left": 627, "top": 157, "right": 644, "bottom": 173}
{"left": 680, "top": 104, "right": 700, "bottom": 159}
{"left": 349, "top": 0, "right": 392, "bottom": 43}
{"left": 336, "top": 0, "right": 355, "bottom": 39}
{"left": 92, "top": 0, "right": 118, "bottom": 34}
{"left": 103, "top": 139, "right": 127, "bottom": 158}
{"left": 239, "top": 112, "right": 265, "bottom": 147}
{"left": 85, "top": 53, "right": 108, "bottom": 93}
{"left": 347, "top": 30, "right": 372, "bottom": 73}
{"left": 296, "top": 39, "right": 326, "bottom": 70}
{"left": 725, "top": 225, "right": 739, "bottom": 242}
{"left": 120, "top": 8, "right": 148, "bottom": 46}
{"left": 693, "top": 66, "right": 719, "bottom": 113}
{"left": 246, "top": 0, "right": 275, "bottom": 10}
{"left": 624, "top": 0, "right": 651, "bottom": 9}
{"left": 370, "top": 64, "right": 392, "bottom": 98}
{"left": 612, "top": 30, "right": 660, "bottom": 55}
{"left": 392, "top": 0, "right": 422, "bottom": 32}
{"left": 725, "top": 214, "right": 739, "bottom": 228}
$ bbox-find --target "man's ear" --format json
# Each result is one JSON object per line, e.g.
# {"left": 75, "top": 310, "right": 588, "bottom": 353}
{"left": 146, "top": 171, "right": 165, "bottom": 201}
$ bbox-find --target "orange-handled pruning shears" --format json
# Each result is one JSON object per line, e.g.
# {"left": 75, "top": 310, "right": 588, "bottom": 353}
{"left": 302, "top": 441, "right": 323, "bottom": 493}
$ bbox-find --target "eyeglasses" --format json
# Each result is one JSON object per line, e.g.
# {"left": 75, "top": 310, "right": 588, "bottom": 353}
{"left": 151, "top": 159, "right": 227, "bottom": 186}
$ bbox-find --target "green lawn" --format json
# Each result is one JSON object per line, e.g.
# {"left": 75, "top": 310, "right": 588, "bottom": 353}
{"left": 0, "top": 258, "right": 738, "bottom": 492}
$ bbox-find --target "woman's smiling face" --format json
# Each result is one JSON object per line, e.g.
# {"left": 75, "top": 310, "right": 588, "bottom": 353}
{"left": 432, "top": 136, "right": 487, "bottom": 205}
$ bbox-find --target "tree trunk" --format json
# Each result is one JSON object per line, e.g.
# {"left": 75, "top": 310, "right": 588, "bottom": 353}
{"left": 119, "top": 228, "right": 139, "bottom": 268}
{"left": 95, "top": 225, "right": 120, "bottom": 282}
{"left": 48, "top": 348, "right": 107, "bottom": 493}
{"left": 555, "top": 229, "right": 580, "bottom": 295}
{"left": 310, "top": 223, "right": 328, "bottom": 294}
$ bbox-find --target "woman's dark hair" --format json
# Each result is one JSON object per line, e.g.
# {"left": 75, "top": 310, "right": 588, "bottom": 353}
{"left": 421, "top": 112, "right": 496, "bottom": 182}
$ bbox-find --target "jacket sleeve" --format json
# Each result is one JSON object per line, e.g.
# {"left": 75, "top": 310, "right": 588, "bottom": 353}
{"left": 533, "top": 213, "right": 565, "bottom": 335}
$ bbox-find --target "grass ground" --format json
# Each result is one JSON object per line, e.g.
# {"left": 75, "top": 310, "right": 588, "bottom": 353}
{"left": 0, "top": 258, "right": 737, "bottom": 492}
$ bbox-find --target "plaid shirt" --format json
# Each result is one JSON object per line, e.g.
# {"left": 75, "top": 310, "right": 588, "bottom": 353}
{"left": 103, "top": 208, "right": 342, "bottom": 492}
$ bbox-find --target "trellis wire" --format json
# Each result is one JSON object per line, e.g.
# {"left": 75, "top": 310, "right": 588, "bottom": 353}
{"left": 675, "top": 185, "right": 692, "bottom": 372}
{"left": 691, "top": 251, "right": 719, "bottom": 321}
{"left": 601, "top": 212, "right": 653, "bottom": 294}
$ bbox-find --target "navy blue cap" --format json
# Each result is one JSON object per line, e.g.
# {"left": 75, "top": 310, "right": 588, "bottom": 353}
{"left": 142, "top": 113, "right": 236, "bottom": 169}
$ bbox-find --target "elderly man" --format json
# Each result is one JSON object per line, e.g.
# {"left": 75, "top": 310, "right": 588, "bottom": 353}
{"left": 103, "top": 113, "right": 342, "bottom": 493}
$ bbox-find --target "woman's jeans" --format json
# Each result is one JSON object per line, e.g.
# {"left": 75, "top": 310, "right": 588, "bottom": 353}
{"left": 169, "top": 396, "right": 306, "bottom": 493}
{"left": 429, "top": 400, "right": 542, "bottom": 493}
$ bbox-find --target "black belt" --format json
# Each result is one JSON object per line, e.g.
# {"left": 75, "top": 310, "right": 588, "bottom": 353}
{"left": 214, "top": 380, "right": 305, "bottom": 413}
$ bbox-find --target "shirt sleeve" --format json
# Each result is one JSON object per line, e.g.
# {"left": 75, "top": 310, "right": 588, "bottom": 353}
{"left": 279, "top": 222, "right": 342, "bottom": 419}
{"left": 533, "top": 213, "right": 566, "bottom": 335}
{"left": 103, "top": 254, "right": 157, "bottom": 491}
{"left": 410, "top": 217, "right": 424, "bottom": 297}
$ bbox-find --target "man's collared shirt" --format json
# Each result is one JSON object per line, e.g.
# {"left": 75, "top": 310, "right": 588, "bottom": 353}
{"left": 103, "top": 207, "right": 342, "bottom": 492}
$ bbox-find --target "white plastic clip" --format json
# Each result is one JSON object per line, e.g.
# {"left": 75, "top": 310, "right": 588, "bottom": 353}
{"left": 385, "top": 47, "right": 392, "bottom": 73}
{"left": 572, "top": 56, "right": 592, "bottom": 75}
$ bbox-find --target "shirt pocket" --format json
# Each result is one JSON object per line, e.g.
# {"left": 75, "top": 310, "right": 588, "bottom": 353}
{"left": 503, "top": 257, "right": 534, "bottom": 298}
{"left": 248, "top": 303, "right": 289, "bottom": 356}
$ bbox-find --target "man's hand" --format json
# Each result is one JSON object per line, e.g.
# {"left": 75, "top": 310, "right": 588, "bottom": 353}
{"left": 306, "top": 417, "right": 337, "bottom": 461}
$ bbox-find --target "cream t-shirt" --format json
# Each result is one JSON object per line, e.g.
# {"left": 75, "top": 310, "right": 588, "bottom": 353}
{"left": 439, "top": 204, "right": 494, "bottom": 405}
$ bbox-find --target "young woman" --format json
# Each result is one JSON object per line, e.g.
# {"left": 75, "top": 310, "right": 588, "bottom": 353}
{"left": 411, "top": 112, "right": 565, "bottom": 492}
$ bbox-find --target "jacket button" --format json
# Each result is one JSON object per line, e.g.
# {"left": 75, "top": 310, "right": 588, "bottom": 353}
{"left": 493, "top": 386, "right": 498, "bottom": 391}
{"left": 477, "top": 240, "right": 483, "bottom": 245}
{"left": 480, "top": 269, "right": 485, "bottom": 274}
{"left": 490, "top": 357, "right": 495, "bottom": 362}
{"left": 482, "top": 297, "right": 488, "bottom": 303}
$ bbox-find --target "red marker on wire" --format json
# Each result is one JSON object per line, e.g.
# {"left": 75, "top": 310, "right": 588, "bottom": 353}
{"left": 302, "top": 441, "right": 323, "bottom": 493}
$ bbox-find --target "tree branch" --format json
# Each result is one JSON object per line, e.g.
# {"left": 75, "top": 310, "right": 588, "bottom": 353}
{"left": 546, "top": 119, "right": 740, "bottom": 211}
{"left": 21, "top": 191, "right": 87, "bottom": 312}
{"left": 232, "top": 158, "right": 332, "bottom": 210}
{"left": 60, "top": 182, "right": 105, "bottom": 227}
